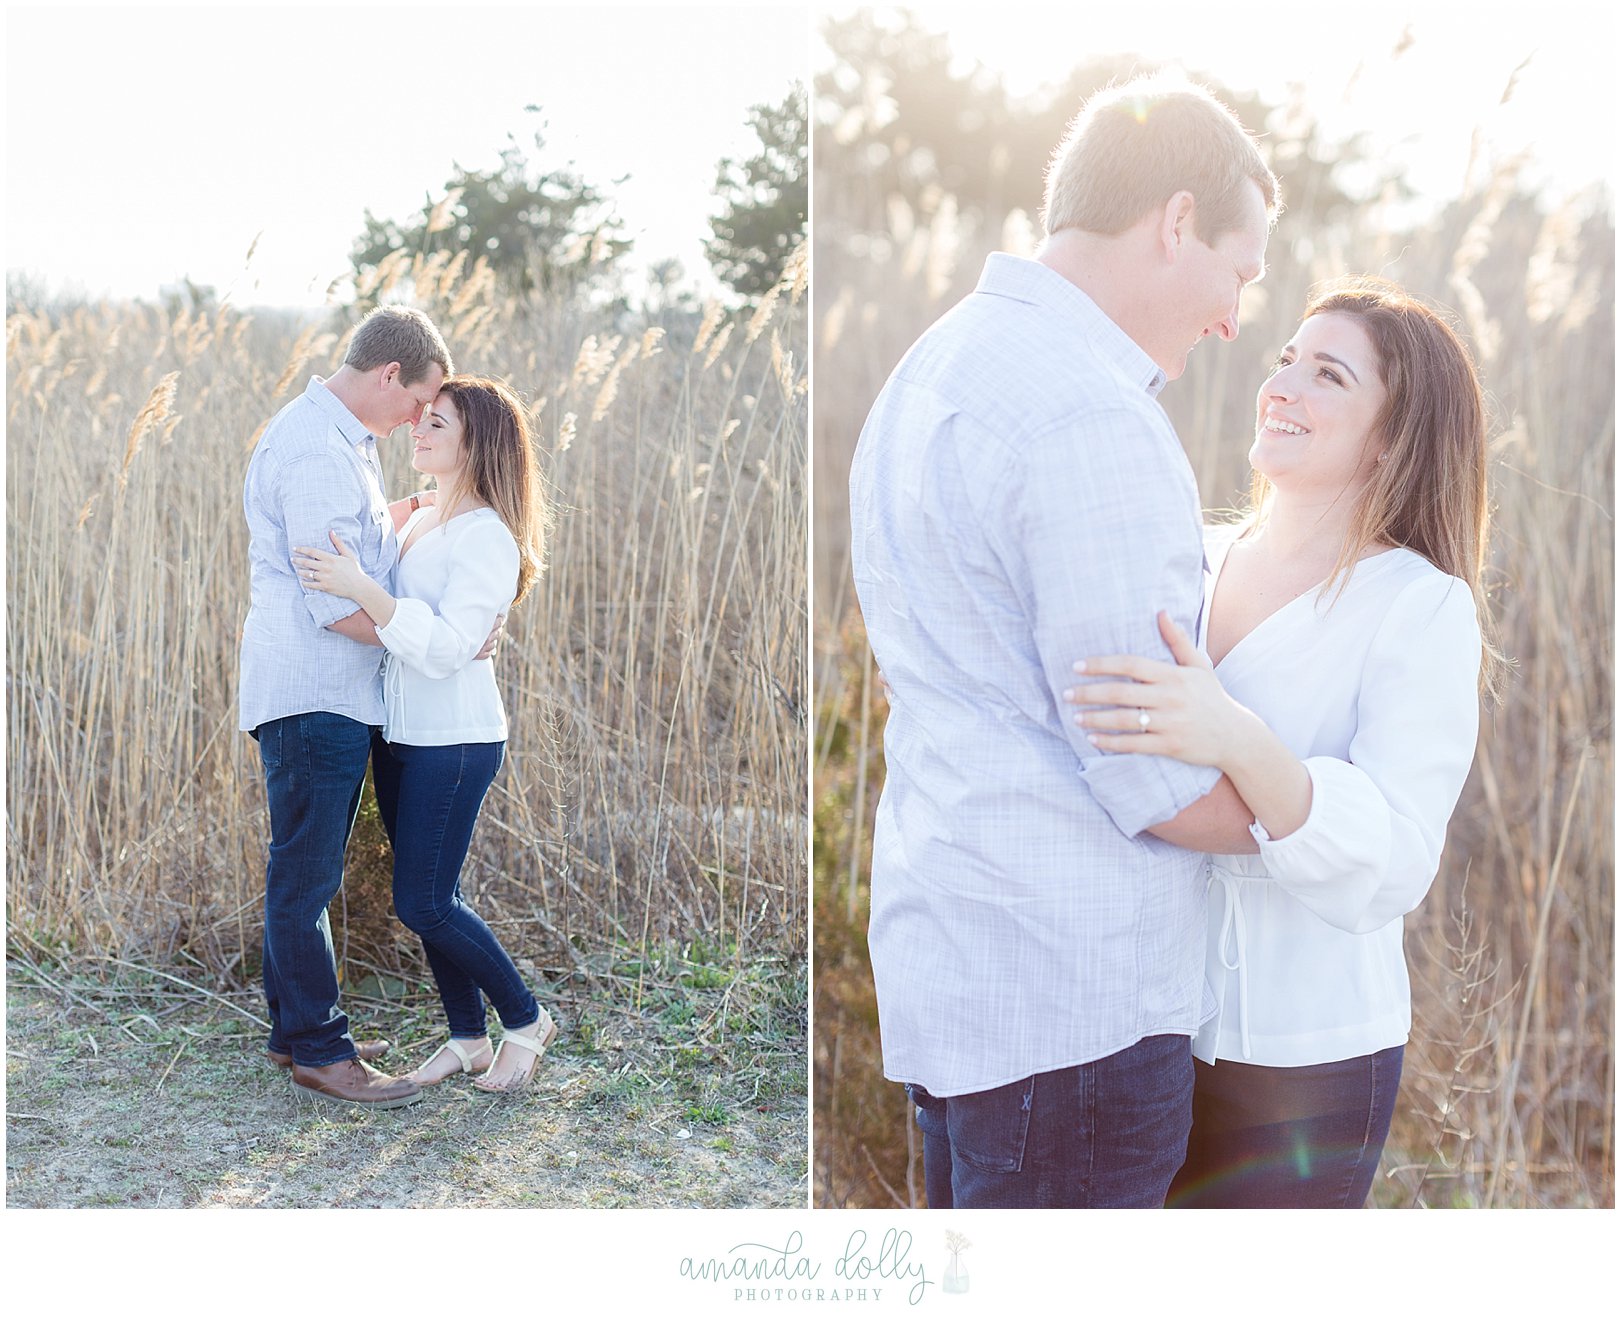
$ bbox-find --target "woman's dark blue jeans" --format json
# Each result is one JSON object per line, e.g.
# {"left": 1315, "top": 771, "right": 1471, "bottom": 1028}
{"left": 370, "top": 733, "right": 538, "bottom": 1039}
{"left": 1167, "top": 1045, "right": 1405, "bottom": 1208}
{"left": 907, "top": 1033, "right": 1195, "bottom": 1208}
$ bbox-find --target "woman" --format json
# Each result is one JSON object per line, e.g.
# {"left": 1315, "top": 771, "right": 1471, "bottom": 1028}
{"left": 1067, "top": 276, "right": 1498, "bottom": 1207}
{"left": 295, "top": 376, "right": 556, "bottom": 1094}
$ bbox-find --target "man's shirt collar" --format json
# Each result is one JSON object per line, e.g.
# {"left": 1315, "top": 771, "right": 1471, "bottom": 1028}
{"left": 974, "top": 253, "right": 1169, "bottom": 397}
{"left": 305, "top": 375, "right": 378, "bottom": 445}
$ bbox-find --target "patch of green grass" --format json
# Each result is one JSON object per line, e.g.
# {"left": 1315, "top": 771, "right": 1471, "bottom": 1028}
{"left": 580, "top": 1069, "right": 652, "bottom": 1109}
{"left": 685, "top": 935, "right": 733, "bottom": 965}
{"left": 681, "top": 963, "right": 732, "bottom": 991}
{"left": 570, "top": 1017, "right": 603, "bottom": 1055}
{"left": 678, "top": 935, "right": 738, "bottom": 990}
{"left": 685, "top": 1102, "right": 729, "bottom": 1126}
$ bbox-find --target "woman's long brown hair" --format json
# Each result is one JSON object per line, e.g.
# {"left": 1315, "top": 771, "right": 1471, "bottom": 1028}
{"left": 433, "top": 376, "right": 548, "bottom": 604}
{"left": 1248, "top": 275, "right": 1504, "bottom": 696}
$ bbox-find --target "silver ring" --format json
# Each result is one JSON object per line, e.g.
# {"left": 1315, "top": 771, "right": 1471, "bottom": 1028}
{"left": 1138, "top": 709, "right": 1151, "bottom": 731}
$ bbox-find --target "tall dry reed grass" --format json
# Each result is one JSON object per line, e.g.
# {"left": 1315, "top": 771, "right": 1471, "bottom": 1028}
{"left": 7, "top": 244, "right": 808, "bottom": 995}
{"left": 812, "top": 158, "right": 1613, "bottom": 1206}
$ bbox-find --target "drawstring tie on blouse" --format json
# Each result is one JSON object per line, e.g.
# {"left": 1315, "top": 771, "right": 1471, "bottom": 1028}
{"left": 1209, "top": 863, "right": 1252, "bottom": 1060}
{"left": 383, "top": 654, "right": 405, "bottom": 739}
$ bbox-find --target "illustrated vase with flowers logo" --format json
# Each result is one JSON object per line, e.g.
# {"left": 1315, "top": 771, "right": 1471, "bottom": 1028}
{"left": 943, "top": 1231, "right": 971, "bottom": 1294}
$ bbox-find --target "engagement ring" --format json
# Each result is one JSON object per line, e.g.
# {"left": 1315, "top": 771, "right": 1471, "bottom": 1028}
{"left": 1138, "top": 710, "right": 1151, "bottom": 731}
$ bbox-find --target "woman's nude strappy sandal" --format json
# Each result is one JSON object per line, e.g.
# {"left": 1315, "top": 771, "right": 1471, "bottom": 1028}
{"left": 472, "top": 1008, "right": 558, "bottom": 1094}
{"left": 407, "top": 1037, "right": 491, "bottom": 1086}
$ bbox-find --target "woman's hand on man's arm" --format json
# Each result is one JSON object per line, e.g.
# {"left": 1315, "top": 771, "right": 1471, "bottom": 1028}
{"left": 1068, "top": 611, "right": 1313, "bottom": 844}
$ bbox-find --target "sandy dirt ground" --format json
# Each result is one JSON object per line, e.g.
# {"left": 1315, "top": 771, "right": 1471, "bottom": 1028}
{"left": 6, "top": 970, "right": 807, "bottom": 1209}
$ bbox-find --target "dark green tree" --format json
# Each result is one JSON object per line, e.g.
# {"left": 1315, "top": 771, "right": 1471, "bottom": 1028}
{"left": 706, "top": 85, "right": 808, "bottom": 301}
{"left": 350, "top": 127, "right": 630, "bottom": 302}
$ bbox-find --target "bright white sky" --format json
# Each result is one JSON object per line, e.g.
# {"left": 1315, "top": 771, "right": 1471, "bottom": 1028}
{"left": 5, "top": 2, "right": 809, "bottom": 307}
{"left": 8, "top": 3, "right": 1610, "bottom": 309}
{"left": 821, "top": 2, "right": 1617, "bottom": 209}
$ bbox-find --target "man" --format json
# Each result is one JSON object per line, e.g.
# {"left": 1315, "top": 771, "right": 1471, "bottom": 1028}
{"left": 848, "top": 74, "right": 1280, "bottom": 1206}
{"left": 239, "top": 305, "right": 452, "bottom": 1108}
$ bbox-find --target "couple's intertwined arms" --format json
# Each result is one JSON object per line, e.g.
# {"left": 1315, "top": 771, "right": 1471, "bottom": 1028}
{"left": 374, "top": 519, "right": 519, "bottom": 680}
{"left": 1068, "top": 611, "right": 1310, "bottom": 851}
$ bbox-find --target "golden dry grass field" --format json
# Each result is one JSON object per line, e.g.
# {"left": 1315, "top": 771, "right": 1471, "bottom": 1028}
{"left": 812, "top": 136, "right": 1614, "bottom": 1207}
{"left": 6, "top": 250, "right": 809, "bottom": 1206}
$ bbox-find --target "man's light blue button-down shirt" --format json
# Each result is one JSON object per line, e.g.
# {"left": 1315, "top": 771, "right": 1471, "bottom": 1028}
{"left": 238, "top": 376, "right": 399, "bottom": 732}
{"left": 849, "top": 254, "right": 1221, "bottom": 1097}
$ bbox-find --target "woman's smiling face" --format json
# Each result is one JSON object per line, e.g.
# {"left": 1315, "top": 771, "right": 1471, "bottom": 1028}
{"left": 409, "top": 392, "right": 467, "bottom": 483}
{"left": 1250, "top": 311, "right": 1389, "bottom": 499}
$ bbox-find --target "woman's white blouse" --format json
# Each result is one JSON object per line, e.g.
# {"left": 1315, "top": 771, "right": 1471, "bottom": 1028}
{"left": 1195, "top": 525, "right": 1481, "bottom": 1067}
{"left": 374, "top": 507, "right": 517, "bottom": 746}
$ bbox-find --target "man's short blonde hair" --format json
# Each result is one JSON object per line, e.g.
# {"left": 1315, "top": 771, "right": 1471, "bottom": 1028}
{"left": 344, "top": 305, "right": 454, "bottom": 386}
{"left": 1042, "top": 73, "right": 1280, "bottom": 241}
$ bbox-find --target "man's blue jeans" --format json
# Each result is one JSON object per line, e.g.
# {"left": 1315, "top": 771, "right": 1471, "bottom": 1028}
{"left": 370, "top": 734, "right": 539, "bottom": 1039}
{"left": 254, "top": 711, "right": 372, "bottom": 1067}
{"left": 907, "top": 1033, "right": 1194, "bottom": 1208}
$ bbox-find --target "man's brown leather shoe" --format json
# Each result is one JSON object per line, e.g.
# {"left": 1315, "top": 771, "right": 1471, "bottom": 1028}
{"left": 268, "top": 1040, "right": 391, "bottom": 1070}
{"left": 291, "top": 1058, "right": 422, "bottom": 1109}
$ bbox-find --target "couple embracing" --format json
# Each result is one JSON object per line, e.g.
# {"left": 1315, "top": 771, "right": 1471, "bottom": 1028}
{"left": 850, "top": 74, "right": 1496, "bottom": 1208}
{"left": 239, "top": 306, "right": 557, "bottom": 1107}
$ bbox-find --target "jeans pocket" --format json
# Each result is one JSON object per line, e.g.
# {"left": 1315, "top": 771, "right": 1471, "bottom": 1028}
{"left": 906, "top": 1082, "right": 947, "bottom": 1143}
{"left": 946, "top": 1075, "right": 1036, "bottom": 1175}
{"left": 303, "top": 712, "right": 371, "bottom": 773}
{"left": 256, "top": 720, "right": 282, "bottom": 769}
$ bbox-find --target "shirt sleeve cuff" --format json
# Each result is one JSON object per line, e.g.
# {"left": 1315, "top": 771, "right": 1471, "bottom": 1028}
{"left": 1078, "top": 755, "right": 1222, "bottom": 838}
{"left": 304, "top": 589, "right": 361, "bottom": 629}
{"left": 375, "top": 596, "right": 433, "bottom": 661}
{"left": 1256, "top": 756, "right": 1390, "bottom": 885}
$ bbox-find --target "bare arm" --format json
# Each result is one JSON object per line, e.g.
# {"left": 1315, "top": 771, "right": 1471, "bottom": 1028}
{"left": 387, "top": 489, "right": 435, "bottom": 534}
{"left": 1146, "top": 774, "right": 1260, "bottom": 854}
{"left": 327, "top": 608, "right": 384, "bottom": 647}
